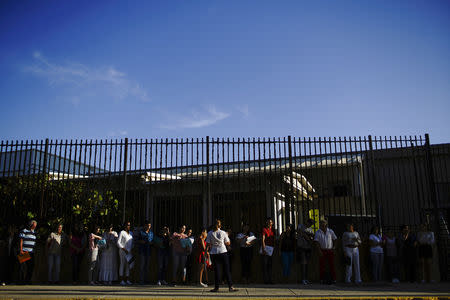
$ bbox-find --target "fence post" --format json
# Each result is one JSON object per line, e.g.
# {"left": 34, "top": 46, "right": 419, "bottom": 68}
{"left": 287, "top": 135, "right": 295, "bottom": 226}
{"left": 39, "top": 138, "right": 49, "bottom": 218}
{"left": 122, "top": 138, "right": 129, "bottom": 224}
{"left": 368, "top": 135, "right": 382, "bottom": 231}
{"left": 206, "top": 136, "right": 211, "bottom": 226}
{"left": 424, "top": 133, "right": 444, "bottom": 280}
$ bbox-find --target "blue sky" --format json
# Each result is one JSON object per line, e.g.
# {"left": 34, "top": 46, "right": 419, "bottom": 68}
{"left": 0, "top": 0, "right": 449, "bottom": 143}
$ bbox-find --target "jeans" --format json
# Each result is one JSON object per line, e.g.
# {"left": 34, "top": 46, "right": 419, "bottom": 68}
{"left": 370, "top": 252, "right": 384, "bottom": 281}
{"left": 386, "top": 256, "right": 400, "bottom": 280}
{"left": 402, "top": 254, "right": 417, "bottom": 282}
{"left": 297, "top": 248, "right": 311, "bottom": 281}
{"left": 48, "top": 254, "right": 61, "bottom": 282}
{"left": 71, "top": 252, "right": 83, "bottom": 282}
{"left": 281, "top": 251, "right": 294, "bottom": 277}
{"left": 211, "top": 253, "right": 232, "bottom": 289}
{"left": 139, "top": 254, "right": 150, "bottom": 283}
{"left": 240, "top": 247, "right": 253, "bottom": 280}
{"left": 88, "top": 249, "right": 99, "bottom": 283}
{"left": 158, "top": 250, "right": 169, "bottom": 281}
{"left": 172, "top": 252, "right": 187, "bottom": 283}
{"left": 343, "top": 247, "right": 361, "bottom": 283}
{"left": 262, "top": 254, "right": 273, "bottom": 283}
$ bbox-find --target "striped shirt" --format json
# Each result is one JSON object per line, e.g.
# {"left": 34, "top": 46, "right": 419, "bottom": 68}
{"left": 19, "top": 229, "right": 37, "bottom": 253}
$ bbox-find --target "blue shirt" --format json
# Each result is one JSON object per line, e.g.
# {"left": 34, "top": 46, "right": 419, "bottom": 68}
{"left": 138, "top": 230, "right": 153, "bottom": 256}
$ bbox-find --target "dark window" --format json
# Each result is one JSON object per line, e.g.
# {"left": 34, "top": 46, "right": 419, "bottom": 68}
{"left": 333, "top": 184, "right": 348, "bottom": 197}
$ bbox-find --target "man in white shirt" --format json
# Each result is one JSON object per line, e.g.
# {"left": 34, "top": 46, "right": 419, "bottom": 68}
{"left": 314, "top": 220, "right": 337, "bottom": 284}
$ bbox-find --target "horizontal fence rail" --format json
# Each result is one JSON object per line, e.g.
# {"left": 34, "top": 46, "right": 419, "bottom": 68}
{"left": 0, "top": 135, "right": 449, "bottom": 279}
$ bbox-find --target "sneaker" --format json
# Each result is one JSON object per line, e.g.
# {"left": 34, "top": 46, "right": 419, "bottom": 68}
{"left": 89, "top": 281, "right": 96, "bottom": 286}
{"left": 126, "top": 280, "right": 132, "bottom": 285}
{"left": 157, "top": 281, "right": 162, "bottom": 286}
{"left": 161, "top": 280, "right": 168, "bottom": 285}
{"left": 210, "top": 288, "right": 219, "bottom": 292}
{"left": 229, "top": 287, "right": 239, "bottom": 292}
{"left": 120, "top": 280, "right": 126, "bottom": 286}
{"left": 301, "top": 280, "right": 308, "bottom": 285}
{"left": 392, "top": 278, "right": 400, "bottom": 283}
{"left": 200, "top": 282, "right": 208, "bottom": 288}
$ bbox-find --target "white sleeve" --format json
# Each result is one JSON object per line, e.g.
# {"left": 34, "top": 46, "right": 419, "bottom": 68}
{"left": 331, "top": 229, "right": 337, "bottom": 240}
{"left": 117, "top": 231, "right": 124, "bottom": 249}
{"left": 224, "top": 232, "right": 230, "bottom": 244}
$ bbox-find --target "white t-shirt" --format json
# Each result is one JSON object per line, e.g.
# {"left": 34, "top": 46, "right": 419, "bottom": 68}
{"left": 314, "top": 228, "right": 337, "bottom": 250}
{"left": 117, "top": 230, "right": 133, "bottom": 252}
{"left": 417, "top": 231, "right": 435, "bottom": 245}
{"left": 206, "top": 229, "right": 230, "bottom": 254}
{"left": 369, "top": 234, "right": 383, "bottom": 254}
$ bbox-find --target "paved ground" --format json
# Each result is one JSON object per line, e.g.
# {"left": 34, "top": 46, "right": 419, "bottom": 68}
{"left": 0, "top": 283, "right": 449, "bottom": 299}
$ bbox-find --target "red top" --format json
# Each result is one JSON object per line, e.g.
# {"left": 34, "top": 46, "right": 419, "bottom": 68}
{"left": 196, "top": 238, "right": 207, "bottom": 263}
{"left": 262, "top": 227, "right": 275, "bottom": 247}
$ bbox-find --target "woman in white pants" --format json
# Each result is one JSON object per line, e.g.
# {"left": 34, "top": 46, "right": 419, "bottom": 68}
{"left": 117, "top": 221, "right": 133, "bottom": 285}
{"left": 369, "top": 226, "right": 384, "bottom": 281}
{"left": 342, "top": 223, "right": 362, "bottom": 284}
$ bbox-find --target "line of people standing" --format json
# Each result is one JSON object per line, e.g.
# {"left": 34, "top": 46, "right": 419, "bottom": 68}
{"left": 0, "top": 218, "right": 437, "bottom": 286}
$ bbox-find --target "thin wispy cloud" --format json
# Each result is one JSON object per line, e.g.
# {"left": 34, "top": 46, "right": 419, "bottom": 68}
{"left": 24, "top": 51, "right": 150, "bottom": 103}
{"left": 160, "top": 106, "right": 230, "bottom": 130}
{"left": 108, "top": 130, "right": 128, "bottom": 137}
{"left": 236, "top": 104, "right": 249, "bottom": 117}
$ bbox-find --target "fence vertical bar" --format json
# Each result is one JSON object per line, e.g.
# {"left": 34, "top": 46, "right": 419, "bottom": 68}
{"left": 206, "top": 136, "right": 211, "bottom": 226}
{"left": 39, "top": 138, "right": 49, "bottom": 218}
{"left": 122, "top": 137, "right": 129, "bottom": 224}
{"left": 287, "top": 135, "right": 295, "bottom": 226}
{"left": 368, "top": 135, "right": 382, "bottom": 231}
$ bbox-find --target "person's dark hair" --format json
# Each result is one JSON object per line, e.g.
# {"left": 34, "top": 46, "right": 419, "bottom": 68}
{"left": 306, "top": 219, "right": 314, "bottom": 226}
{"left": 199, "top": 228, "right": 207, "bottom": 237}
{"left": 345, "top": 223, "right": 353, "bottom": 231}
{"left": 144, "top": 220, "right": 151, "bottom": 226}
{"left": 370, "top": 226, "right": 379, "bottom": 235}
{"left": 178, "top": 224, "right": 186, "bottom": 232}
{"left": 54, "top": 223, "right": 63, "bottom": 231}
{"left": 123, "top": 221, "right": 131, "bottom": 229}
{"left": 214, "top": 219, "right": 221, "bottom": 231}
{"left": 400, "top": 224, "right": 409, "bottom": 231}
{"left": 91, "top": 224, "right": 100, "bottom": 232}
{"left": 242, "top": 223, "right": 250, "bottom": 234}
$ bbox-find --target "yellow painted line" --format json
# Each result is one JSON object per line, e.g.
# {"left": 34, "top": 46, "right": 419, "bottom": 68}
{"left": 2, "top": 297, "right": 449, "bottom": 300}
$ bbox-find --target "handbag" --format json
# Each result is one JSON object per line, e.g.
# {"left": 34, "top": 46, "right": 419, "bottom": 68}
{"left": 206, "top": 255, "right": 213, "bottom": 270}
{"left": 17, "top": 252, "right": 31, "bottom": 264}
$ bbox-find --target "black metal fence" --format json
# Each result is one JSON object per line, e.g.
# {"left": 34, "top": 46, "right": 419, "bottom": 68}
{"left": 1, "top": 134, "right": 449, "bottom": 278}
